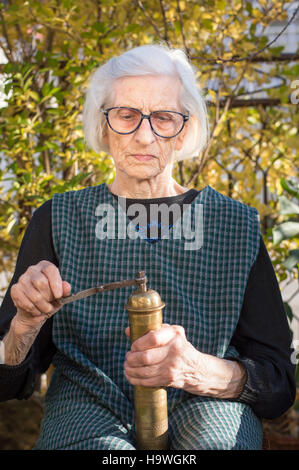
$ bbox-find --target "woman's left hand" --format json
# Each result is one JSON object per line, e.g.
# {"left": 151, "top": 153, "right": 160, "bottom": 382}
{"left": 124, "top": 323, "right": 247, "bottom": 398}
{"left": 124, "top": 323, "right": 202, "bottom": 390}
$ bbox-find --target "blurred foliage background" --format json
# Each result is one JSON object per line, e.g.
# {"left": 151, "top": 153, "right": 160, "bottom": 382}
{"left": 0, "top": 0, "right": 299, "bottom": 451}
{"left": 0, "top": 0, "right": 298, "bottom": 308}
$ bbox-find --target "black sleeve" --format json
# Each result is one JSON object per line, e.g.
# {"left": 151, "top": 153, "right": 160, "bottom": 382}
{"left": 229, "top": 235, "right": 296, "bottom": 419}
{"left": 0, "top": 200, "right": 57, "bottom": 401}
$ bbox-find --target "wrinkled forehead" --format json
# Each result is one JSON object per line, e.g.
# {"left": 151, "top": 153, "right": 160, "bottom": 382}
{"left": 108, "top": 74, "right": 183, "bottom": 111}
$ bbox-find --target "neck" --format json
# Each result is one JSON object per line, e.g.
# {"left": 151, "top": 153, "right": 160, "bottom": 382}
{"left": 107, "top": 172, "right": 189, "bottom": 199}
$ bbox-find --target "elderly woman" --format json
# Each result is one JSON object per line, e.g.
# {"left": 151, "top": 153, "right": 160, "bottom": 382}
{"left": 0, "top": 45, "right": 296, "bottom": 450}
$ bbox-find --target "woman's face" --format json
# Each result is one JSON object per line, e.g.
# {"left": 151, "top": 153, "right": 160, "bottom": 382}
{"left": 103, "top": 75, "right": 188, "bottom": 181}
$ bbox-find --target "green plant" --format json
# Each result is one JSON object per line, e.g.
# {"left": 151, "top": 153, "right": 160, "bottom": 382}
{"left": 272, "top": 177, "right": 299, "bottom": 383}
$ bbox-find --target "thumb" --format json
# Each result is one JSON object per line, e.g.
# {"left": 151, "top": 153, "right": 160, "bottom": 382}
{"left": 62, "top": 281, "right": 71, "bottom": 296}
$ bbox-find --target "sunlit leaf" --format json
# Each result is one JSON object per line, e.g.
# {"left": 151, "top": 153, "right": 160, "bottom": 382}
{"left": 273, "top": 222, "right": 299, "bottom": 245}
{"left": 278, "top": 195, "right": 299, "bottom": 215}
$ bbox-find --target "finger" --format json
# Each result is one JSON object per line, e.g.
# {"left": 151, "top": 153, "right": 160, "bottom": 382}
{"left": 26, "top": 284, "right": 56, "bottom": 315}
{"left": 126, "top": 344, "right": 169, "bottom": 367}
{"left": 11, "top": 284, "right": 45, "bottom": 316}
{"left": 11, "top": 284, "right": 40, "bottom": 315}
{"left": 124, "top": 361, "right": 162, "bottom": 379}
{"left": 124, "top": 369, "right": 165, "bottom": 387}
{"left": 39, "top": 261, "right": 65, "bottom": 299}
{"left": 18, "top": 272, "right": 57, "bottom": 311}
{"left": 29, "top": 271, "right": 55, "bottom": 303}
{"left": 130, "top": 324, "right": 179, "bottom": 352}
{"left": 62, "top": 281, "right": 72, "bottom": 296}
{"left": 126, "top": 323, "right": 170, "bottom": 339}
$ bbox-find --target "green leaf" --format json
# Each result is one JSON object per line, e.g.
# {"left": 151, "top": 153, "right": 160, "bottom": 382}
{"left": 269, "top": 46, "right": 284, "bottom": 57}
{"left": 4, "top": 82, "right": 13, "bottom": 95}
{"left": 125, "top": 24, "right": 141, "bottom": 33}
{"left": 47, "top": 108, "right": 64, "bottom": 115}
{"left": 23, "top": 172, "right": 32, "bottom": 184}
{"left": 92, "top": 21, "right": 106, "bottom": 33}
{"left": 3, "top": 62, "right": 18, "bottom": 74}
{"left": 28, "top": 90, "right": 40, "bottom": 101}
{"left": 41, "top": 82, "right": 51, "bottom": 97}
{"left": 202, "top": 18, "right": 214, "bottom": 30}
{"left": 281, "top": 178, "right": 299, "bottom": 199}
{"left": 249, "top": 23, "right": 256, "bottom": 36}
{"left": 283, "top": 249, "right": 299, "bottom": 271}
{"left": 272, "top": 222, "right": 299, "bottom": 245}
{"left": 40, "top": 175, "right": 54, "bottom": 187}
{"left": 6, "top": 215, "right": 17, "bottom": 233}
{"left": 45, "top": 141, "right": 61, "bottom": 151}
{"left": 35, "top": 50, "right": 44, "bottom": 63}
{"left": 245, "top": 1, "right": 253, "bottom": 14}
{"left": 278, "top": 195, "right": 299, "bottom": 215}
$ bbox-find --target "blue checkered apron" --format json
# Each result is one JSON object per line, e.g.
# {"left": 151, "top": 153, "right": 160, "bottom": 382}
{"left": 34, "top": 183, "right": 263, "bottom": 450}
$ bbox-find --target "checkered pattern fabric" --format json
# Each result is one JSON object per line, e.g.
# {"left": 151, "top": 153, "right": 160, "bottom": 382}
{"left": 34, "top": 183, "right": 263, "bottom": 450}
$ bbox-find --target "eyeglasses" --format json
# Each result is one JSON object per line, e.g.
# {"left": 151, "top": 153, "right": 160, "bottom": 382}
{"left": 101, "top": 106, "right": 189, "bottom": 139}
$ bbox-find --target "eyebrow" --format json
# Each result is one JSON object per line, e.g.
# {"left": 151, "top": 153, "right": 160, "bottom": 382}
{"left": 112, "top": 105, "right": 182, "bottom": 112}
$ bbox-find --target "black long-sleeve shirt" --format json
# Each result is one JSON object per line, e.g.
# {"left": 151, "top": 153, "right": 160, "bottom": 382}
{"left": 0, "top": 190, "right": 296, "bottom": 419}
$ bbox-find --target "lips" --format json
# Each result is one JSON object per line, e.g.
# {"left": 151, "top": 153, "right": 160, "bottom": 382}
{"left": 131, "top": 154, "right": 155, "bottom": 161}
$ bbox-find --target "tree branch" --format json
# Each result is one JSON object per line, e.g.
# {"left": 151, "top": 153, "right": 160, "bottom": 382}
{"left": 207, "top": 97, "right": 283, "bottom": 108}
{"left": 191, "top": 4, "right": 299, "bottom": 65}
{"left": 159, "top": 0, "right": 169, "bottom": 46}
{"left": 191, "top": 52, "right": 299, "bottom": 64}
{"left": 175, "top": 0, "right": 190, "bottom": 58}
{"left": 0, "top": 10, "right": 14, "bottom": 62}
{"left": 135, "top": 0, "right": 163, "bottom": 40}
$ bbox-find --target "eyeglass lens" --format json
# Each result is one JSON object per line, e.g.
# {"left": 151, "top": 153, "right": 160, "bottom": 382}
{"left": 107, "top": 108, "right": 184, "bottom": 137}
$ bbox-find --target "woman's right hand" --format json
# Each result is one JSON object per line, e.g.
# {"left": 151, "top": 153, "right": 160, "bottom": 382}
{"left": 10, "top": 260, "right": 71, "bottom": 328}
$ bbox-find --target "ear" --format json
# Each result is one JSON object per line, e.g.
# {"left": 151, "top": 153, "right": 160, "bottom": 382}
{"left": 174, "top": 118, "right": 189, "bottom": 152}
{"left": 102, "top": 122, "right": 109, "bottom": 148}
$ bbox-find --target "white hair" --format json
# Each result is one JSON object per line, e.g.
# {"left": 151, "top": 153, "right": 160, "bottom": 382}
{"left": 82, "top": 44, "right": 210, "bottom": 161}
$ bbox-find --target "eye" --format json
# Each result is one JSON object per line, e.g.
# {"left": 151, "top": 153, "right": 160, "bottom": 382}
{"left": 153, "top": 112, "right": 175, "bottom": 122}
{"left": 118, "top": 109, "right": 139, "bottom": 120}
{"left": 120, "top": 112, "right": 134, "bottom": 120}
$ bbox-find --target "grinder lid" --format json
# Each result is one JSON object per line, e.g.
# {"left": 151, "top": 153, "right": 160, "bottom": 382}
{"left": 125, "top": 288, "right": 165, "bottom": 312}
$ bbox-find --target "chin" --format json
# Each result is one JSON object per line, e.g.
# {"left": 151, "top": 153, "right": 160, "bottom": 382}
{"left": 126, "top": 167, "right": 159, "bottom": 180}
{"left": 131, "top": 170, "right": 156, "bottom": 179}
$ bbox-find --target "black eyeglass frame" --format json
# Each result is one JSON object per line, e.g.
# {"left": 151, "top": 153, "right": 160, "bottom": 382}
{"left": 101, "top": 106, "right": 189, "bottom": 139}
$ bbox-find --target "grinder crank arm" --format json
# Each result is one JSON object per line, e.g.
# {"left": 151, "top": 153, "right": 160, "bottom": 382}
{"left": 56, "top": 272, "right": 147, "bottom": 306}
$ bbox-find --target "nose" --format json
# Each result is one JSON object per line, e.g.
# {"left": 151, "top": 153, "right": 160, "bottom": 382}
{"left": 134, "top": 116, "right": 156, "bottom": 145}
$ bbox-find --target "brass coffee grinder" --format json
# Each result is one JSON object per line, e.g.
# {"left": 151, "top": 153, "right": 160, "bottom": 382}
{"left": 58, "top": 270, "right": 168, "bottom": 450}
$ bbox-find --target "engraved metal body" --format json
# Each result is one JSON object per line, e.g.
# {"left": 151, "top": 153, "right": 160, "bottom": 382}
{"left": 57, "top": 271, "right": 168, "bottom": 450}
{"left": 125, "top": 284, "right": 168, "bottom": 450}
